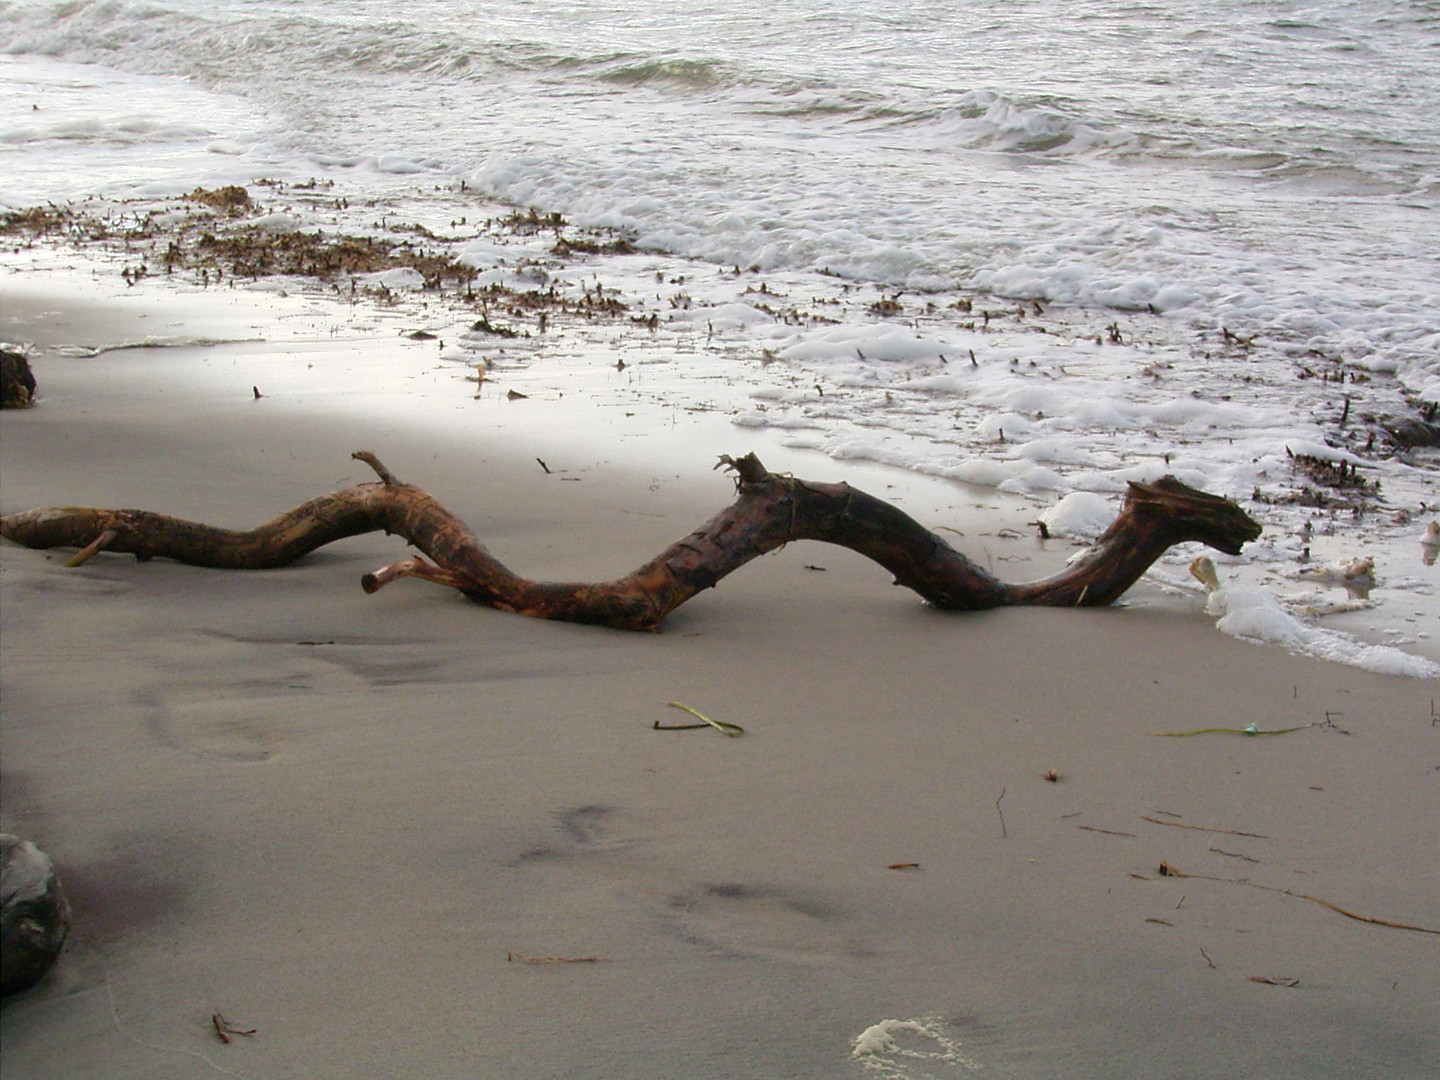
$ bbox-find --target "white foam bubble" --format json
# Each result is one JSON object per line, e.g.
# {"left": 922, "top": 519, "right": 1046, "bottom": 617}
{"left": 1040, "top": 491, "right": 1117, "bottom": 539}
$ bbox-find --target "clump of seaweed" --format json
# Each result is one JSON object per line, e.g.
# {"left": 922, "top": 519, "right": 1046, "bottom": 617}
{"left": 469, "top": 314, "right": 520, "bottom": 339}
{"left": 3, "top": 187, "right": 646, "bottom": 323}
{"left": 500, "top": 207, "right": 567, "bottom": 233}
{"left": 185, "top": 185, "right": 253, "bottom": 214}
{"left": 551, "top": 234, "right": 637, "bottom": 258}
{"left": 4, "top": 192, "right": 476, "bottom": 289}
{"left": 461, "top": 280, "right": 628, "bottom": 327}
{"left": 1290, "top": 451, "right": 1378, "bottom": 495}
{"left": 1, "top": 205, "right": 77, "bottom": 237}
{"left": 1251, "top": 447, "right": 1383, "bottom": 513}
{"left": 2, "top": 179, "right": 656, "bottom": 339}
{"left": 490, "top": 205, "right": 640, "bottom": 257}
{"left": 189, "top": 227, "right": 477, "bottom": 289}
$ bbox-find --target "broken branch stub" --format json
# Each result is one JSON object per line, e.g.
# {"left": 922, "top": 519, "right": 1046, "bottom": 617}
{"left": 0, "top": 451, "right": 1260, "bottom": 631}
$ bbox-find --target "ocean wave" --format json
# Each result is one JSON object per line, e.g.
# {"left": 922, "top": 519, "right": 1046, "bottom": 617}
{"left": 1, "top": 0, "right": 495, "bottom": 85}
{"left": 591, "top": 54, "right": 731, "bottom": 91}
{"left": 0, "top": 112, "right": 213, "bottom": 145}
{"left": 7, "top": 0, "right": 1440, "bottom": 393}
{"left": 1, "top": 0, "right": 738, "bottom": 97}
{"left": 922, "top": 90, "right": 1139, "bottom": 156}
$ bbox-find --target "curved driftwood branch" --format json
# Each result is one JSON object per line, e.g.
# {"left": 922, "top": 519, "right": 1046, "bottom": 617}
{"left": 0, "top": 451, "right": 1260, "bottom": 631}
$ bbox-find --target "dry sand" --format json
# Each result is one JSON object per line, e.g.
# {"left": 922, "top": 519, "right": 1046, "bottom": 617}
{"left": 2, "top": 272, "right": 1437, "bottom": 1079}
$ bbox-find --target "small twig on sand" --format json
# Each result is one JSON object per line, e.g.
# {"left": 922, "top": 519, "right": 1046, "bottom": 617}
{"left": 1142, "top": 815, "right": 1270, "bottom": 839}
{"left": 507, "top": 952, "right": 611, "bottom": 964}
{"left": 1199, "top": 946, "right": 1217, "bottom": 970}
{"left": 211, "top": 1013, "right": 256, "bottom": 1044}
{"left": 995, "top": 786, "right": 1007, "bottom": 839}
{"left": 1210, "top": 846, "right": 1261, "bottom": 863}
{"left": 1155, "top": 863, "right": 1440, "bottom": 935}
{"left": 1290, "top": 890, "right": 1439, "bottom": 934}
{"left": 1078, "top": 825, "right": 1136, "bottom": 838}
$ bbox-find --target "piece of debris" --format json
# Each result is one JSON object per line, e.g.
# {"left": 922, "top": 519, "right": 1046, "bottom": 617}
{"left": 1189, "top": 555, "right": 1221, "bottom": 593}
{"left": 1297, "top": 555, "right": 1375, "bottom": 598}
{"left": 211, "top": 1013, "right": 257, "bottom": 1043}
{"left": 1143, "top": 817, "right": 1270, "bottom": 838}
{"left": 652, "top": 701, "right": 744, "bottom": 737}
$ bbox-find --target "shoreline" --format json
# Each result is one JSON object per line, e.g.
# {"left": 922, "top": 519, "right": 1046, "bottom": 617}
{"left": 3, "top": 264, "right": 1438, "bottom": 1077}
{"left": 4, "top": 187, "right": 1437, "bottom": 673}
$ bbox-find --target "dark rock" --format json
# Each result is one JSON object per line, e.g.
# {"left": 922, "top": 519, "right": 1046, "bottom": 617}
{"left": 1, "top": 834, "right": 71, "bottom": 996}
{"left": 1382, "top": 416, "right": 1440, "bottom": 449}
{"left": 1, "top": 348, "right": 37, "bottom": 408}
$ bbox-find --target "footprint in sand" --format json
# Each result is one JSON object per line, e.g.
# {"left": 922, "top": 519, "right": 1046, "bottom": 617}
{"left": 177, "top": 716, "right": 277, "bottom": 763}
{"left": 662, "top": 881, "right": 862, "bottom": 964}
{"left": 135, "top": 630, "right": 380, "bottom": 762}
{"left": 517, "top": 804, "right": 863, "bottom": 964}
{"left": 141, "top": 690, "right": 282, "bottom": 762}
{"left": 557, "top": 804, "right": 617, "bottom": 848}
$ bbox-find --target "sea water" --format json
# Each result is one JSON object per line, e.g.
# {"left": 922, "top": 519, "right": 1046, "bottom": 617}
{"left": 1, "top": 0, "right": 1437, "bottom": 673}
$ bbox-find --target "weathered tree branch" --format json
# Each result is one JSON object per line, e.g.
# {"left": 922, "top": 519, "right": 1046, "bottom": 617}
{"left": 0, "top": 451, "right": 1260, "bottom": 631}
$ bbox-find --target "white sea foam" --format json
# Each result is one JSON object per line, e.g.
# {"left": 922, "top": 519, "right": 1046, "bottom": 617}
{"left": 1206, "top": 587, "right": 1440, "bottom": 680}
{"left": 1039, "top": 492, "right": 1116, "bottom": 540}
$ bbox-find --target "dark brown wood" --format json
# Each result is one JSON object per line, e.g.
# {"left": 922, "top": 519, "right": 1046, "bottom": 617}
{"left": 0, "top": 451, "right": 1260, "bottom": 630}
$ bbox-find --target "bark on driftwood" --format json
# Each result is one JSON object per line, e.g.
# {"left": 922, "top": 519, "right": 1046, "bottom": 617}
{"left": 0, "top": 451, "right": 1261, "bottom": 630}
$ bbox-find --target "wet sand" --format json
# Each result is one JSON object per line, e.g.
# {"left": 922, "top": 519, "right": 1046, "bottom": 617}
{"left": 2, "top": 272, "right": 1437, "bottom": 1079}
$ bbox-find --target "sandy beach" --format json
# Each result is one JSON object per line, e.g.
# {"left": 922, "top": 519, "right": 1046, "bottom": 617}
{"left": 2, "top": 270, "right": 1437, "bottom": 1079}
